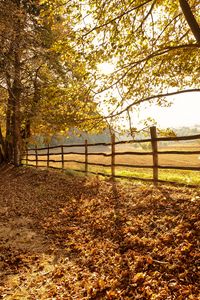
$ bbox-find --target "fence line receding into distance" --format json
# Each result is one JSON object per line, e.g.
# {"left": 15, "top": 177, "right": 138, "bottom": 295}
{"left": 23, "top": 126, "right": 200, "bottom": 185}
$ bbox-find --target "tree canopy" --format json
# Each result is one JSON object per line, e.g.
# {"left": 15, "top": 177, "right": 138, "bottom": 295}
{"left": 0, "top": 0, "right": 105, "bottom": 165}
{"left": 0, "top": 0, "right": 200, "bottom": 165}
{"left": 77, "top": 0, "right": 200, "bottom": 123}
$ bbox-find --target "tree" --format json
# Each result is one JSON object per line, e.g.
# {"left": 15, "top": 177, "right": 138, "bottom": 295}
{"left": 0, "top": 0, "right": 24, "bottom": 165}
{"left": 74, "top": 0, "right": 200, "bottom": 130}
{"left": 0, "top": 0, "right": 105, "bottom": 165}
{"left": 1, "top": 0, "right": 199, "bottom": 166}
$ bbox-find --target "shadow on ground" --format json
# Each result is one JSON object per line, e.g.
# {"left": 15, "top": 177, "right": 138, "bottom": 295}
{"left": 0, "top": 165, "right": 199, "bottom": 299}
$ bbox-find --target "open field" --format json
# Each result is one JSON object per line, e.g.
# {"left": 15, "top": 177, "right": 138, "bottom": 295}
{"left": 25, "top": 143, "right": 200, "bottom": 185}
{"left": 0, "top": 165, "right": 200, "bottom": 299}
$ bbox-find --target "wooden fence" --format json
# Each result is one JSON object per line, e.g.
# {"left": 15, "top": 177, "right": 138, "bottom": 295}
{"left": 23, "top": 126, "right": 200, "bottom": 185}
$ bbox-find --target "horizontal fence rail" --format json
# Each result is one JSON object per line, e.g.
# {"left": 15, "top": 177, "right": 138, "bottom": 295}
{"left": 23, "top": 126, "right": 200, "bottom": 185}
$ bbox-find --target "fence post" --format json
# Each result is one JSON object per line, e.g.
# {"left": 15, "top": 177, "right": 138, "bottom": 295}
{"left": 111, "top": 134, "right": 115, "bottom": 180}
{"left": 61, "top": 145, "right": 64, "bottom": 171}
{"left": 35, "top": 145, "right": 38, "bottom": 168}
{"left": 150, "top": 126, "right": 158, "bottom": 185}
{"left": 47, "top": 144, "right": 50, "bottom": 168}
{"left": 85, "top": 139, "right": 88, "bottom": 175}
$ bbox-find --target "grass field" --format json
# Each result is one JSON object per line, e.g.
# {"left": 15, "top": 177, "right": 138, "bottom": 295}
{"left": 24, "top": 143, "right": 200, "bottom": 185}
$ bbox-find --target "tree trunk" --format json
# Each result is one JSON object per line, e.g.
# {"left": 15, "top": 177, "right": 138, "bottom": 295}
{"left": 179, "top": 0, "right": 200, "bottom": 44}
{"left": 0, "top": 126, "right": 6, "bottom": 163}
{"left": 12, "top": 55, "right": 22, "bottom": 166}
{"left": 11, "top": 0, "right": 22, "bottom": 166}
{"left": 5, "top": 94, "right": 14, "bottom": 162}
{"left": 12, "top": 93, "right": 22, "bottom": 166}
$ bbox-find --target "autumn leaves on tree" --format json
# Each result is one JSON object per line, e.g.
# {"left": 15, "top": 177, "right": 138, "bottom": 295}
{"left": 0, "top": 0, "right": 199, "bottom": 166}
{"left": 0, "top": 0, "right": 103, "bottom": 165}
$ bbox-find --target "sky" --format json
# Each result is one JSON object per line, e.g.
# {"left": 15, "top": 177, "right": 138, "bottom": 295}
{"left": 133, "top": 92, "right": 200, "bottom": 128}
{"left": 98, "top": 63, "right": 200, "bottom": 129}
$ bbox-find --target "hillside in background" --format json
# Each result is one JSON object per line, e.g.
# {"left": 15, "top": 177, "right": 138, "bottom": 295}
{"left": 173, "top": 125, "right": 200, "bottom": 136}
{"left": 30, "top": 126, "right": 200, "bottom": 149}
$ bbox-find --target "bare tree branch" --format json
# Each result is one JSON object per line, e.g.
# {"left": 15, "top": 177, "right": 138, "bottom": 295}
{"left": 107, "top": 89, "right": 200, "bottom": 119}
{"left": 76, "top": 89, "right": 200, "bottom": 123}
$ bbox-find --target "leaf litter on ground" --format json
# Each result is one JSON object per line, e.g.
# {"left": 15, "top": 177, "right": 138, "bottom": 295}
{"left": 0, "top": 164, "right": 199, "bottom": 299}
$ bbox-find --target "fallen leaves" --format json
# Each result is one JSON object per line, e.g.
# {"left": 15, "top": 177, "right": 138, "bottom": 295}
{"left": 0, "top": 165, "right": 199, "bottom": 299}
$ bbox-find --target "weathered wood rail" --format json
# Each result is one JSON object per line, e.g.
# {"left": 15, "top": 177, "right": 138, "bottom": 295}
{"left": 23, "top": 126, "right": 200, "bottom": 185}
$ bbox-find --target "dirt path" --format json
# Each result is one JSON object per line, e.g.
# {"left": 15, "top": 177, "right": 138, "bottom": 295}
{"left": 0, "top": 165, "right": 86, "bottom": 296}
{"left": 0, "top": 165, "right": 199, "bottom": 299}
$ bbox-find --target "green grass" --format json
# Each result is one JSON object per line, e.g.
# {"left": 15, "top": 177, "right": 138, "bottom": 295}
{"left": 155, "top": 169, "right": 200, "bottom": 185}
{"left": 87, "top": 166, "right": 200, "bottom": 185}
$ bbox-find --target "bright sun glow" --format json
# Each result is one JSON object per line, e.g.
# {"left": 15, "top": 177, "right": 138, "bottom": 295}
{"left": 98, "top": 62, "right": 115, "bottom": 75}
{"left": 96, "top": 63, "right": 200, "bottom": 128}
{"left": 98, "top": 91, "right": 200, "bottom": 129}
{"left": 129, "top": 92, "right": 200, "bottom": 128}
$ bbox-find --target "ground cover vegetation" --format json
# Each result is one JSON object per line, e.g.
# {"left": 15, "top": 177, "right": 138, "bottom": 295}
{"left": 0, "top": 165, "right": 199, "bottom": 299}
